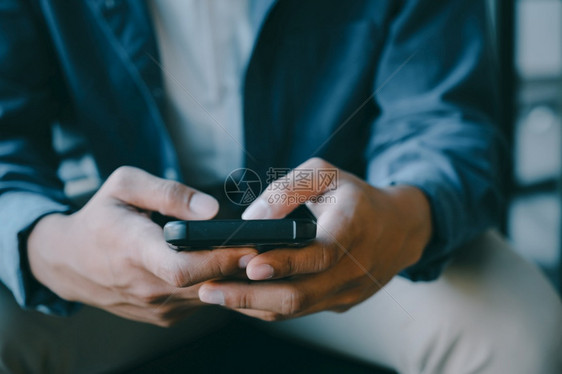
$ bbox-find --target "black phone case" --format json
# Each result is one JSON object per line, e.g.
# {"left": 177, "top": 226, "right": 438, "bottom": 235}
{"left": 164, "top": 219, "right": 316, "bottom": 252}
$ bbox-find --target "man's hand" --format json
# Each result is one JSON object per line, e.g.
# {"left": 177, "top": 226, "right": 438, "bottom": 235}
{"left": 27, "top": 166, "right": 257, "bottom": 326}
{"left": 198, "top": 158, "right": 432, "bottom": 321}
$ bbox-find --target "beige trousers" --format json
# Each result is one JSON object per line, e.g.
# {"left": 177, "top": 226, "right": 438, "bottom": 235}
{"left": 1, "top": 231, "right": 561, "bottom": 373}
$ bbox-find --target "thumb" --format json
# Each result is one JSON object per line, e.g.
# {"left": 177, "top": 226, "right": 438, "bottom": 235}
{"left": 99, "top": 166, "right": 218, "bottom": 220}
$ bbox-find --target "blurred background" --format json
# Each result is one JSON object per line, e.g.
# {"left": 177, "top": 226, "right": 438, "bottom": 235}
{"left": 493, "top": 0, "right": 562, "bottom": 294}
{"left": 55, "top": 0, "right": 562, "bottom": 295}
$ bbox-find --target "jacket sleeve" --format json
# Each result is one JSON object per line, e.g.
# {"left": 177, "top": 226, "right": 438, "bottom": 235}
{"left": 0, "top": 0, "right": 79, "bottom": 315}
{"left": 366, "top": 0, "right": 507, "bottom": 280}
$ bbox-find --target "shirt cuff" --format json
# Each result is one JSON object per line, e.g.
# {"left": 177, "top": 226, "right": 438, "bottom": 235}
{"left": 368, "top": 163, "right": 489, "bottom": 282}
{"left": 0, "top": 191, "right": 81, "bottom": 316}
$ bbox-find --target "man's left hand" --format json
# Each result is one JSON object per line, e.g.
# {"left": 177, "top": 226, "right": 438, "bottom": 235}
{"left": 198, "top": 158, "right": 432, "bottom": 321}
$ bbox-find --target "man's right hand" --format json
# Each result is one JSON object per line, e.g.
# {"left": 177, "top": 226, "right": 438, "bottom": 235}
{"left": 27, "top": 166, "right": 257, "bottom": 326}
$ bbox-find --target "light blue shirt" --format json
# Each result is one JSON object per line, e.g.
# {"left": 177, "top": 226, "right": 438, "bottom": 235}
{"left": 147, "top": 0, "right": 276, "bottom": 188}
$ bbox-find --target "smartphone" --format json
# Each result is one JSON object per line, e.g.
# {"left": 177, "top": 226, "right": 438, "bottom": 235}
{"left": 164, "top": 218, "right": 316, "bottom": 252}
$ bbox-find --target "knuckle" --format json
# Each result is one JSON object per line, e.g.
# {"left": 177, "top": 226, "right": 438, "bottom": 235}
{"left": 319, "top": 243, "right": 339, "bottom": 271}
{"left": 138, "top": 289, "right": 162, "bottom": 305}
{"left": 134, "top": 283, "right": 167, "bottom": 305}
{"left": 285, "top": 254, "right": 296, "bottom": 275}
{"left": 160, "top": 181, "right": 187, "bottom": 212}
{"left": 308, "top": 157, "right": 330, "bottom": 169}
{"left": 122, "top": 242, "right": 141, "bottom": 268}
{"left": 280, "top": 288, "right": 306, "bottom": 316}
{"left": 238, "top": 291, "right": 252, "bottom": 309}
{"left": 153, "top": 311, "right": 175, "bottom": 327}
{"left": 211, "top": 254, "right": 235, "bottom": 278}
{"left": 262, "top": 312, "right": 284, "bottom": 322}
{"left": 107, "top": 166, "right": 134, "bottom": 190}
{"left": 167, "top": 264, "right": 194, "bottom": 288}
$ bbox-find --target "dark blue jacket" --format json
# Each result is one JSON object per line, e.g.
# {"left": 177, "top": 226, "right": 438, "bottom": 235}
{"left": 0, "top": 0, "right": 504, "bottom": 315}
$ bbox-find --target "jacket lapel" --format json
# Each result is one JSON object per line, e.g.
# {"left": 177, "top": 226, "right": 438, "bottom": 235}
{"left": 86, "top": 0, "right": 164, "bottom": 103}
{"left": 83, "top": 0, "right": 180, "bottom": 179}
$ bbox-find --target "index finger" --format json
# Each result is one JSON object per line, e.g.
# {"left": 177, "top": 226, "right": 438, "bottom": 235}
{"left": 242, "top": 158, "right": 342, "bottom": 220}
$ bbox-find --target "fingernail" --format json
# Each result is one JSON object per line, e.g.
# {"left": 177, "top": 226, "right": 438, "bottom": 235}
{"left": 239, "top": 253, "right": 257, "bottom": 269}
{"left": 248, "top": 264, "right": 274, "bottom": 280}
{"left": 242, "top": 199, "right": 270, "bottom": 220}
{"left": 190, "top": 193, "right": 219, "bottom": 216}
{"left": 199, "top": 289, "right": 225, "bottom": 305}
